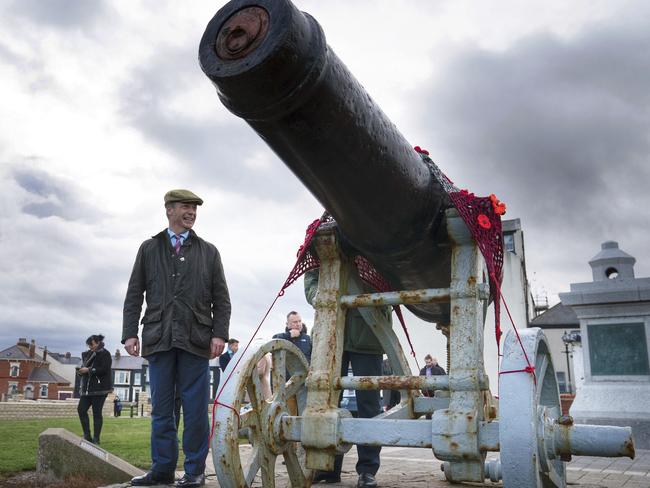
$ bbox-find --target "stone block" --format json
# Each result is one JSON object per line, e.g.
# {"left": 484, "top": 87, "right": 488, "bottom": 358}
{"left": 37, "top": 428, "right": 143, "bottom": 485}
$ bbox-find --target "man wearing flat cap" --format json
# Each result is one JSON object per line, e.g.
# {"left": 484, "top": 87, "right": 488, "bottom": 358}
{"left": 123, "top": 189, "right": 231, "bottom": 488}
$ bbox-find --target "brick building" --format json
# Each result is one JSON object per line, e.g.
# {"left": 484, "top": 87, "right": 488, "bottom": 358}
{"left": 0, "top": 338, "right": 73, "bottom": 400}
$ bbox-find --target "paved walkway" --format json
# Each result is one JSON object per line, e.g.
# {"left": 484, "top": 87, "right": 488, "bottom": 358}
{"left": 105, "top": 446, "right": 650, "bottom": 487}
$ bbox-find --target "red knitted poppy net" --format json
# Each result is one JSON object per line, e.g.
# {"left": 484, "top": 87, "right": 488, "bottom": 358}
{"left": 281, "top": 147, "right": 506, "bottom": 359}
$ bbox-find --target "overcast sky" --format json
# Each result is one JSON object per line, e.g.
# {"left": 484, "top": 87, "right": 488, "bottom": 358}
{"left": 1, "top": 0, "right": 648, "bottom": 362}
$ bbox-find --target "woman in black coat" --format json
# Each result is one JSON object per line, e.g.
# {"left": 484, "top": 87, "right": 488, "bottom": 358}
{"left": 77, "top": 334, "right": 113, "bottom": 444}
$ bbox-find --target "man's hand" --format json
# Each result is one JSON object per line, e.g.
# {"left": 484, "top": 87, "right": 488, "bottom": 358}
{"left": 210, "top": 337, "right": 225, "bottom": 359}
{"left": 125, "top": 337, "right": 140, "bottom": 357}
{"left": 78, "top": 367, "right": 89, "bottom": 374}
{"left": 289, "top": 328, "right": 300, "bottom": 338}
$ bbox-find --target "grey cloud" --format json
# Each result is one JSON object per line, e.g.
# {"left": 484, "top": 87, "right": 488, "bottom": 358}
{"left": 119, "top": 46, "right": 305, "bottom": 198}
{"left": 7, "top": 0, "right": 109, "bottom": 30}
{"left": 414, "top": 15, "right": 650, "bottom": 290}
{"left": 13, "top": 164, "right": 106, "bottom": 222}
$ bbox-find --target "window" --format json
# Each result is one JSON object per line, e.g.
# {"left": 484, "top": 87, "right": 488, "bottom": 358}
{"left": 114, "top": 387, "right": 129, "bottom": 401}
{"left": 133, "top": 372, "right": 141, "bottom": 386}
{"left": 114, "top": 370, "right": 130, "bottom": 385}
{"left": 8, "top": 382, "right": 18, "bottom": 395}
{"left": 504, "top": 233, "right": 515, "bottom": 253}
{"left": 556, "top": 372, "right": 567, "bottom": 393}
{"left": 9, "top": 363, "right": 20, "bottom": 377}
{"left": 40, "top": 384, "right": 49, "bottom": 398}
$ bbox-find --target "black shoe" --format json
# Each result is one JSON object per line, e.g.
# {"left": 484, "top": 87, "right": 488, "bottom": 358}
{"left": 131, "top": 471, "right": 175, "bottom": 486}
{"left": 357, "top": 473, "right": 377, "bottom": 488}
{"left": 312, "top": 471, "right": 341, "bottom": 483}
{"left": 92, "top": 438, "right": 100, "bottom": 445}
{"left": 175, "top": 473, "right": 205, "bottom": 487}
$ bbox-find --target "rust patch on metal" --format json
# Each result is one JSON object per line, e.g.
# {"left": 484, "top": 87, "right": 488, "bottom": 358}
{"left": 450, "top": 441, "right": 459, "bottom": 450}
{"left": 216, "top": 6, "right": 270, "bottom": 60}
{"left": 467, "top": 276, "right": 476, "bottom": 286}
{"left": 623, "top": 439, "right": 635, "bottom": 459}
{"left": 480, "top": 442, "right": 499, "bottom": 452}
{"left": 557, "top": 415, "right": 573, "bottom": 426}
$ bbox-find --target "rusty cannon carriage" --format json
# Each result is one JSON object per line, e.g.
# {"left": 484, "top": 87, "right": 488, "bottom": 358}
{"left": 198, "top": 1, "right": 635, "bottom": 486}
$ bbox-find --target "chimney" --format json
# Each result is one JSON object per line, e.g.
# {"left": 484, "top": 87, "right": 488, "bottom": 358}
{"left": 29, "top": 340, "right": 36, "bottom": 359}
{"left": 65, "top": 352, "right": 71, "bottom": 359}
{"left": 17, "top": 338, "right": 28, "bottom": 347}
{"left": 115, "top": 349, "right": 121, "bottom": 359}
{"left": 43, "top": 346, "right": 48, "bottom": 362}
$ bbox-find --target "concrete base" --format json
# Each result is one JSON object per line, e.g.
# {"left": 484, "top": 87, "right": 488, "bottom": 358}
{"left": 37, "top": 428, "right": 144, "bottom": 485}
{"left": 570, "top": 383, "right": 650, "bottom": 449}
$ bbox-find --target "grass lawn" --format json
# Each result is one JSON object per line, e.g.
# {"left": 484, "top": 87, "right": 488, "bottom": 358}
{"left": 0, "top": 417, "right": 186, "bottom": 479}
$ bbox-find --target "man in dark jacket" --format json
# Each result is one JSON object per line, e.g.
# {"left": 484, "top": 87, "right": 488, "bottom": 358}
{"left": 273, "top": 311, "right": 312, "bottom": 362}
{"left": 123, "top": 189, "right": 231, "bottom": 488}
{"left": 305, "top": 267, "right": 387, "bottom": 488}
{"left": 219, "top": 338, "right": 239, "bottom": 372}
{"left": 419, "top": 354, "right": 446, "bottom": 398}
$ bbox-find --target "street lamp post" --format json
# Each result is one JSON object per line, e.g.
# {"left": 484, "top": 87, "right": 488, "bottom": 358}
{"left": 561, "top": 332, "right": 573, "bottom": 394}
{"left": 561, "top": 330, "right": 582, "bottom": 395}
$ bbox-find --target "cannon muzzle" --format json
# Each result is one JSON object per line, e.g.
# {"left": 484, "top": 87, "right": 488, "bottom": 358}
{"left": 200, "top": 0, "right": 454, "bottom": 323}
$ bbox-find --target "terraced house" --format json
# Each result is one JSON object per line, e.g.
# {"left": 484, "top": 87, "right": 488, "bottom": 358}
{"left": 0, "top": 338, "right": 73, "bottom": 400}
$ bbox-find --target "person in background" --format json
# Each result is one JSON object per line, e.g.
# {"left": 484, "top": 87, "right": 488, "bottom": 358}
{"left": 77, "top": 334, "right": 113, "bottom": 444}
{"left": 419, "top": 354, "right": 446, "bottom": 397}
{"left": 219, "top": 338, "right": 239, "bottom": 372}
{"left": 273, "top": 311, "right": 312, "bottom": 363}
{"left": 113, "top": 396, "right": 123, "bottom": 417}
{"left": 305, "top": 269, "right": 387, "bottom": 488}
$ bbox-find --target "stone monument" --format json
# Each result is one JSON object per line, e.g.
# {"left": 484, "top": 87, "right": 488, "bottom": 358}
{"left": 560, "top": 241, "right": 650, "bottom": 448}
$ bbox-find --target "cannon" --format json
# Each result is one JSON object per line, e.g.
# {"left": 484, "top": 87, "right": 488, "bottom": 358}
{"left": 198, "top": 1, "right": 635, "bottom": 487}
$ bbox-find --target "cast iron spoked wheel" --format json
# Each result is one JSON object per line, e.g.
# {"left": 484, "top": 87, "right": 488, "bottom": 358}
{"left": 499, "top": 327, "right": 566, "bottom": 488}
{"left": 212, "top": 338, "right": 312, "bottom": 488}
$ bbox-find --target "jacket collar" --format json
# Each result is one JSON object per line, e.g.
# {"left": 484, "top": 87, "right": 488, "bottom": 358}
{"left": 153, "top": 228, "right": 198, "bottom": 246}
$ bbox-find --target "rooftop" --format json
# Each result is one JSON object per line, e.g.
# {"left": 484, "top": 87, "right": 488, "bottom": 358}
{"left": 530, "top": 302, "right": 579, "bottom": 328}
{"left": 27, "top": 367, "right": 71, "bottom": 384}
{"left": 0, "top": 344, "right": 43, "bottom": 361}
{"left": 112, "top": 355, "right": 147, "bottom": 370}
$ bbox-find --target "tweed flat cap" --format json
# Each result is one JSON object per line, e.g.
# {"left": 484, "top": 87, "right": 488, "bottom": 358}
{"left": 164, "top": 189, "right": 203, "bottom": 206}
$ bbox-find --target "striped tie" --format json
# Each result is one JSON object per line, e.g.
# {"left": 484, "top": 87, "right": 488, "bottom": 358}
{"left": 174, "top": 234, "right": 182, "bottom": 255}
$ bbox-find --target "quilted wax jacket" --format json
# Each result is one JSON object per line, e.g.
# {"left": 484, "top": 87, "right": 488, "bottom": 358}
{"left": 122, "top": 229, "right": 231, "bottom": 358}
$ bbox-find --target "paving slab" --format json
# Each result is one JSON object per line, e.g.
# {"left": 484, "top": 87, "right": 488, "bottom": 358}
{"left": 100, "top": 446, "right": 650, "bottom": 488}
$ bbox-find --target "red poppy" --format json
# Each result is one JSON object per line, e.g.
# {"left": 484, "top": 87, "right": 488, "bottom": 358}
{"left": 489, "top": 194, "right": 507, "bottom": 215}
{"left": 477, "top": 214, "right": 491, "bottom": 229}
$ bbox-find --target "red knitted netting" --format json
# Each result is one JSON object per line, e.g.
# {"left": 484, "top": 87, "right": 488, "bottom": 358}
{"left": 283, "top": 147, "right": 506, "bottom": 355}
{"left": 414, "top": 146, "right": 505, "bottom": 348}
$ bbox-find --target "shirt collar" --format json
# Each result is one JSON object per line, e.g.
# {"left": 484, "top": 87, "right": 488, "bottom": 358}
{"left": 167, "top": 229, "right": 190, "bottom": 241}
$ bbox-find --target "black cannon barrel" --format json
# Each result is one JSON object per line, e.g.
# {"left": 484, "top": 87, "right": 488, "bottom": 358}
{"left": 199, "top": 0, "right": 452, "bottom": 323}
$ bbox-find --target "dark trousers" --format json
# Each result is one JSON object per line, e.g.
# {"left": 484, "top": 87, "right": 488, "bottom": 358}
{"left": 148, "top": 348, "right": 209, "bottom": 476}
{"left": 334, "top": 351, "right": 383, "bottom": 476}
{"left": 78, "top": 394, "right": 107, "bottom": 442}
